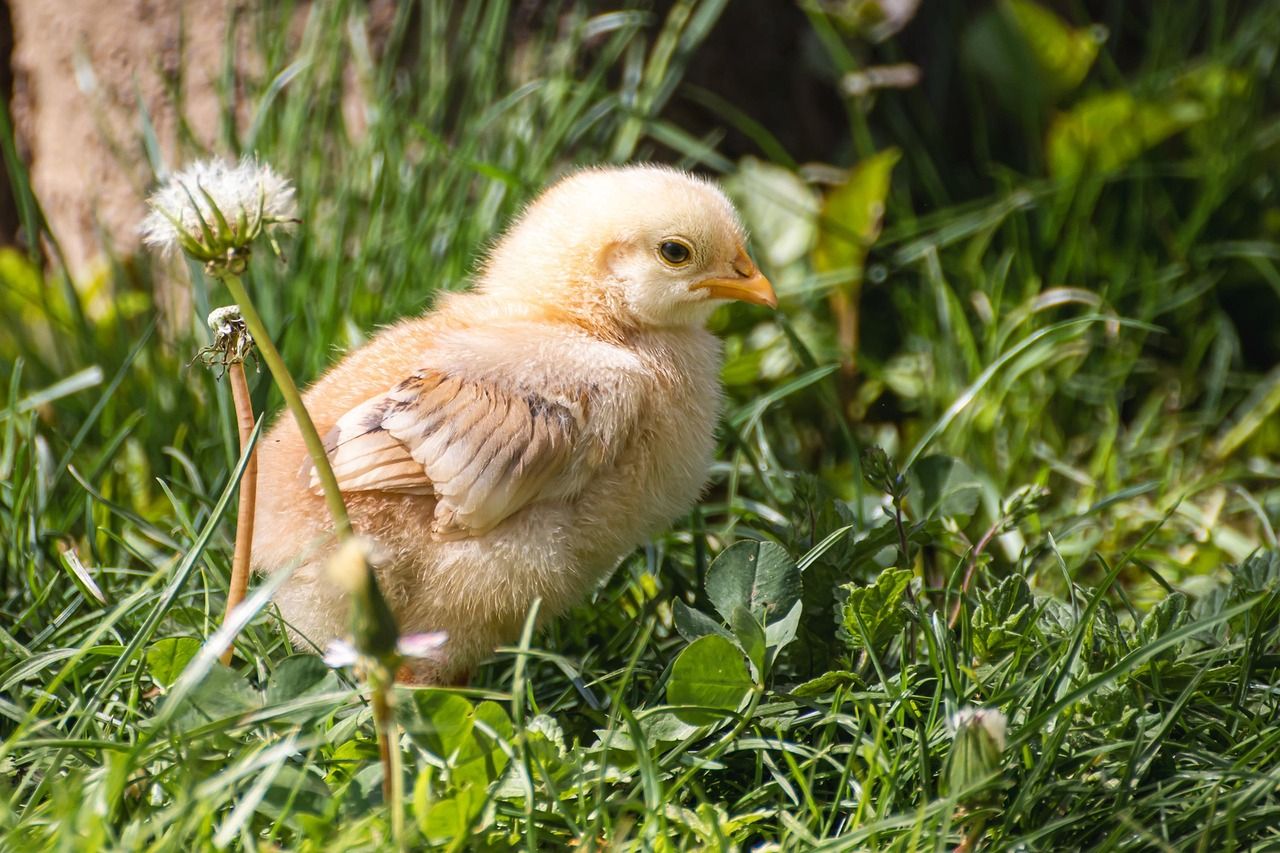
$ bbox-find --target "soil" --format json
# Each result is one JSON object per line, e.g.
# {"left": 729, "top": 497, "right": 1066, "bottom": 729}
{"left": 6, "top": 0, "right": 239, "bottom": 278}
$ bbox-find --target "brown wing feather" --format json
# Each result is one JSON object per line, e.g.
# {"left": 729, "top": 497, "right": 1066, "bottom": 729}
{"left": 312, "top": 369, "right": 583, "bottom": 537}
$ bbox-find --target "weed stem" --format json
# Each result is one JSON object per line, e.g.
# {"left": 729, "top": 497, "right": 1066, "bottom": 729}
{"left": 220, "top": 361, "right": 258, "bottom": 665}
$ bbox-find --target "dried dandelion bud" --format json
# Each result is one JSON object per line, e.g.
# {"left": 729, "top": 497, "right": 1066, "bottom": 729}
{"left": 947, "top": 707, "right": 1008, "bottom": 801}
{"left": 197, "top": 305, "right": 256, "bottom": 369}
{"left": 141, "top": 157, "right": 298, "bottom": 276}
{"left": 325, "top": 538, "right": 402, "bottom": 661}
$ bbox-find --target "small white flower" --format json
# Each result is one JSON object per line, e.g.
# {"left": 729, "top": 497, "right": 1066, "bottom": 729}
{"left": 141, "top": 156, "right": 297, "bottom": 267}
{"left": 323, "top": 639, "right": 360, "bottom": 669}
{"left": 395, "top": 632, "right": 448, "bottom": 659}
{"left": 323, "top": 632, "right": 448, "bottom": 670}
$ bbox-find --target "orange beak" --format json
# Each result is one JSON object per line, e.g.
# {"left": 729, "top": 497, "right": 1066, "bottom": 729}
{"left": 693, "top": 249, "right": 777, "bottom": 309}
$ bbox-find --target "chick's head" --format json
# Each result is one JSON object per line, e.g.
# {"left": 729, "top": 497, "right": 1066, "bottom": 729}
{"left": 479, "top": 165, "right": 775, "bottom": 328}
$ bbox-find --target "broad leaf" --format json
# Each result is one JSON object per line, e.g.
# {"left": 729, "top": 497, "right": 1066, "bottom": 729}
{"left": 724, "top": 157, "right": 819, "bottom": 270}
{"left": 672, "top": 599, "right": 733, "bottom": 644}
{"left": 666, "top": 635, "right": 753, "bottom": 726}
{"left": 1229, "top": 550, "right": 1280, "bottom": 598}
{"left": 416, "top": 777, "right": 488, "bottom": 844}
{"left": 1047, "top": 90, "right": 1204, "bottom": 178}
{"left": 1136, "top": 592, "right": 1189, "bottom": 665}
{"left": 146, "top": 637, "right": 201, "bottom": 688}
{"left": 705, "top": 540, "right": 802, "bottom": 625}
{"left": 790, "top": 670, "right": 858, "bottom": 698}
{"left": 908, "top": 454, "right": 982, "bottom": 522}
{"left": 452, "top": 701, "right": 513, "bottom": 787}
{"left": 265, "top": 654, "right": 341, "bottom": 704}
{"left": 840, "top": 567, "right": 913, "bottom": 654}
{"left": 962, "top": 0, "right": 1103, "bottom": 109}
{"left": 812, "top": 148, "right": 900, "bottom": 284}
{"left": 765, "top": 600, "right": 803, "bottom": 656}
{"left": 409, "top": 691, "right": 511, "bottom": 787}
{"left": 730, "top": 604, "right": 766, "bottom": 677}
{"left": 1002, "top": 0, "right": 1104, "bottom": 97}
{"left": 166, "top": 664, "right": 260, "bottom": 729}
{"left": 971, "top": 575, "right": 1034, "bottom": 660}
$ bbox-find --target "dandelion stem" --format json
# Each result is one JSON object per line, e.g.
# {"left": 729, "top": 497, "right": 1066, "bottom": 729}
{"left": 371, "top": 666, "right": 405, "bottom": 848}
{"left": 220, "top": 273, "right": 352, "bottom": 537}
{"left": 220, "top": 360, "right": 259, "bottom": 665}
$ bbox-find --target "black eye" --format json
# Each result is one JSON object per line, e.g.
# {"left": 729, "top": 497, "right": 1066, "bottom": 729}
{"left": 658, "top": 240, "right": 691, "bottom": 265}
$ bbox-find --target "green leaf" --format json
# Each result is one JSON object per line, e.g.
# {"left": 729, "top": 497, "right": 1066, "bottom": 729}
{"left": 789, "top": 670, "right": 858, "bottom": 698}
{"left": 326, "top": 738, "right": 378, "bottom": 786}
{"left": 1138, "top": 592, "right": 1189, "bottom": 643}
{"left": 1229, "top": 551, "right": 1280, "bottom": 598}
{"left": 264, "top": 654, "right": 341, "bottom": 705}
{"left": 907, "top": 455, "right": 983, "bottom": 522}
{"left": 410, "top": 691, "right": 475, "bottom": 757}
{"left": 812, "top": 148, "right": 900, "bottom": 284}
{"left": 839, "top": 567, "right": 913, "bottom": 654}
{"left": 672, "top": 599, "right": 733, "bottom": 644}
{"left": 1002, "top": 0, "right": 1104, "bottom": 97}
{"left": 452, "top": 701, "right": 513, "bottom": 788}
{"left": 705, "top": 539, "right": 801, "bottom": 625}
{"left": 765, "top": 600, "right": 803, "bottom": 656}
{"left": 972, "top": 575, "right": 1035, "bottom": 660}
{"left": 1047, "top": 90, "right": 1204, "bottom": 179}
{"left": 962, "top": 1, "right": 1103, "bottom": 109}
{"left": 730, "top": 604, "right": 766, "bottom": 677}
{"left": 409, "top": 691, "right": 512, "bottom": 787}
{"left": 524, "top": 714, "right": 569, "bottom": 766}
{"left": 666, "top": 635, "right": 753, "bottom": 726}
{"left": 640, "top": 710, "right": 701, "bottom": 744}
{"left": 1136, "top": 592, "right": 1189, "bottom": 665}
{"left": 417, "top": 781, "right": 488, "bottom": 845}
{"left": 724, "top": 157, "right": 819, "bottom": 270}
{"left": 146, "top": 637, "right": 201, "bottom": 688}
{"left": 167, "top": 664, "right": 260, "bottom": 728}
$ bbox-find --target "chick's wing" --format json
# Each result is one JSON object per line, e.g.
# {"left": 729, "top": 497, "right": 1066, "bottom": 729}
{"left": 313, "top": 368, "right": 585, "bottom": 538}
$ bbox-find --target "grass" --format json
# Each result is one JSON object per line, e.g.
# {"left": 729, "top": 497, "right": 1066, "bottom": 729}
{"left": 2, "top": 0, "right": 1280, "bottom": 849}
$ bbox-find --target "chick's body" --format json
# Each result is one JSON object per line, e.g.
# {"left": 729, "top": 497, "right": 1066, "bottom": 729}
{"left": 253, "top": 165, "right": 773, "bottom": 682}
{"left": 256, "top": 308, "right": 720, "bottom": 681}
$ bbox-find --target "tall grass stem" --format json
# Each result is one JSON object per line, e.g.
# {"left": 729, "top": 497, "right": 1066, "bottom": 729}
{"left": 220, "top": 273, "right": 351, "bottom": 537}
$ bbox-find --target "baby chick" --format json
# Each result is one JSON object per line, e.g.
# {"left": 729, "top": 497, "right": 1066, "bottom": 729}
{"left": 253, "top": 165, "right": 775, "bottom": 683}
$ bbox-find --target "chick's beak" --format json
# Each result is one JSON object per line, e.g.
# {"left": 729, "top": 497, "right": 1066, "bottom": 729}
{"left": 693, "top": 249, "right": 777, "bottom": 309}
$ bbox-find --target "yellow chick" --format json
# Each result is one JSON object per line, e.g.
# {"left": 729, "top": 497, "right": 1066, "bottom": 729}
{"left": 253, "top": 165, "right": 775, "bottom": 683}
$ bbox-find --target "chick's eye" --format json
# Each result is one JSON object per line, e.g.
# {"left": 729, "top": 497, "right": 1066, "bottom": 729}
{"left": 658, "top": 240, "right": 692, "bottom": 266}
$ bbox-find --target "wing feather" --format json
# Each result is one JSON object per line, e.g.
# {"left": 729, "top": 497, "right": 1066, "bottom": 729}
{"left": 311, "top": 368, "right": 583, "bottom": 537}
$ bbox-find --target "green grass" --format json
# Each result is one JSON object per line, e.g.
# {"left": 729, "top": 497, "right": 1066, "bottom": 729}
{"left": 3, "top": 0, "right": 1280, "bottom": 849}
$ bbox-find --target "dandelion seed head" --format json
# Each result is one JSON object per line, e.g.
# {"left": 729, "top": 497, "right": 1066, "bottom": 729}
{"left": 141, "top": 156, "right": 297, "bottom": 258}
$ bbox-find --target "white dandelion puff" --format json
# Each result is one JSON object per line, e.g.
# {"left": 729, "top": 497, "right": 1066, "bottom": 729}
{"left": 141, "top": 156, "right": 298, "bottom": 267}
